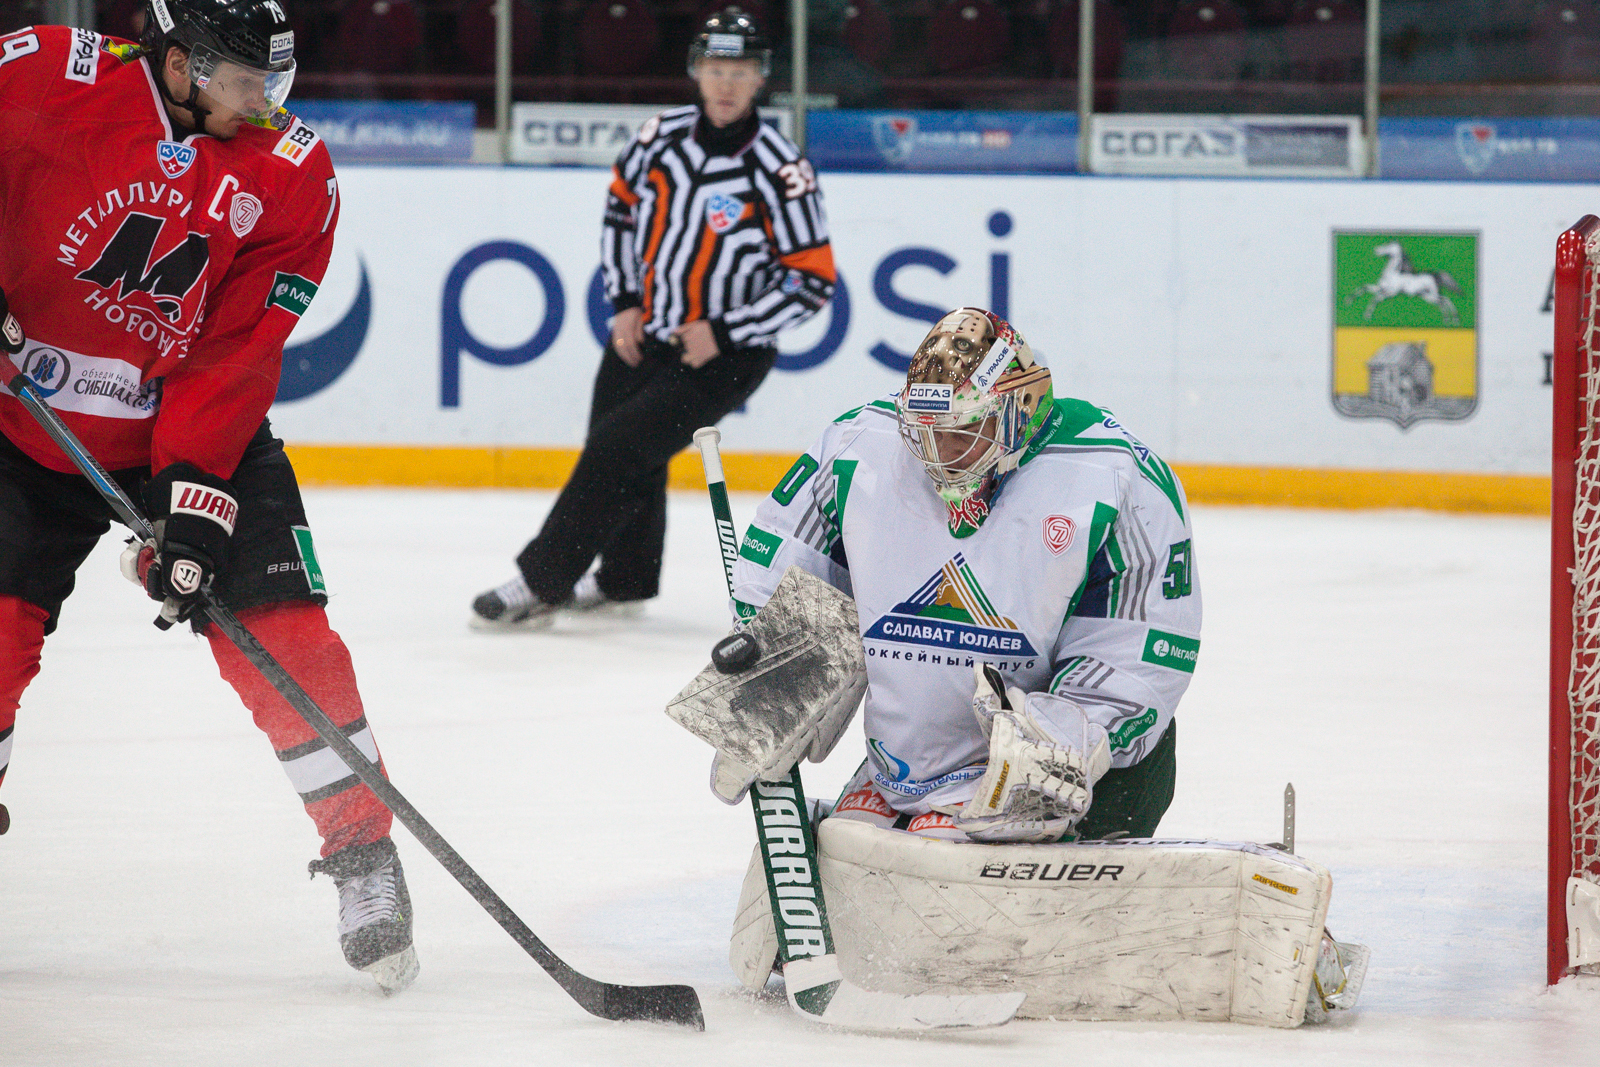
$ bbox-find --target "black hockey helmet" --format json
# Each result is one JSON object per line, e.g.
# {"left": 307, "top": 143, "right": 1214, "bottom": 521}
{"left": 142, "top": 0, "right": 296, "bottom": 120}
{"left": 687, "top": 6, "right": 772, "bottom": 77}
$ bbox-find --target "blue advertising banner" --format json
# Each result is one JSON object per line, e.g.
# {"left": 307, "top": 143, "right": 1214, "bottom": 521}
{"left": 292, "top": 101, "right": 476, "bottom": 165}
{"left": 806, "top": 110, "right": 1079, "bottom": 173}
{"left": 1378, "top": 118, "right": 1600, "bottom": 182}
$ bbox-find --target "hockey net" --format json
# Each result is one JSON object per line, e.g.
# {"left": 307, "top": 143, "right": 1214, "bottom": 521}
{"left": 1552, "top": 214, "right": 1600, "bottom": 983}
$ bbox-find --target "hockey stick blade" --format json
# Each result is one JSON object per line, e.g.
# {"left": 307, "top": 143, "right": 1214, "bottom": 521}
{"left": 6, "top": 372, "right": 706, "bottom": 1031}
{"left": 784, "top": 955, "right": 1025, "bottom": 1031}
{"left": 584, "top": 980, "right": 706, "bottom": 1027}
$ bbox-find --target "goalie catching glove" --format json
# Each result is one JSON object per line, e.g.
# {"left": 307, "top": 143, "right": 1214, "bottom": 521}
{"left": 119, "top": 463, "right": 239, "bottom": 629}
{"left": 954, "top": 663, "right": 1112, "bottom": 843}
{"left": 666, "top": 566, "right": 867, "bottom": 803}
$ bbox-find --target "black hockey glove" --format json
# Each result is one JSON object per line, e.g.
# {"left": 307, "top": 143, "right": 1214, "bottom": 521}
{"left": 0, "top": 286, "right": 26, "bottom": 355}
{"left": 121, "top": 463, "right": 239, "bottom": 629}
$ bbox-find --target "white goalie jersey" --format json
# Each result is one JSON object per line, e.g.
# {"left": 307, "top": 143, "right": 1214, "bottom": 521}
{"left": 730, "top": 396, "right": 1202, "bottom": 815}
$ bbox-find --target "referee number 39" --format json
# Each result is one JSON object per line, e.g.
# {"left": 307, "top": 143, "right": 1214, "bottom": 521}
{"left": 777, "top": 161, "right": 818, "bottom": 199}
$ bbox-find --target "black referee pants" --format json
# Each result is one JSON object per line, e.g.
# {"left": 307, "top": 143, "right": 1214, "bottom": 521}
{"left": 516, "top": 338, "right": 776, "bottom": 604}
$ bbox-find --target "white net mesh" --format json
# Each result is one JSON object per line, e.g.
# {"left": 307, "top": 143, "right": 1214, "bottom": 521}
{"left": 1567, "top": 229, "right": 1600, "bottom": 906}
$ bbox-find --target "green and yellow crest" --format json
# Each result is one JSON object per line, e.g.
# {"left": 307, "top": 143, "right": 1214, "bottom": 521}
{"left": 1332, "top": 231, "right": 1479, "bottom": 429}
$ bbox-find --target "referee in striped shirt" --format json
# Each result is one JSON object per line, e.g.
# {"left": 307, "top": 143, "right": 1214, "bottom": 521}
{"left": 473, "top": 6, "right": 835, "bottom": 629}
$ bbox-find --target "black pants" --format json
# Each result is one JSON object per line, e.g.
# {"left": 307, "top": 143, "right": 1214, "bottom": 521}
{"left": 0, "top": 420, "right": 327, "bottom": 635}
{"left": 516, "top": 338, "right": 776, "bottom": 604}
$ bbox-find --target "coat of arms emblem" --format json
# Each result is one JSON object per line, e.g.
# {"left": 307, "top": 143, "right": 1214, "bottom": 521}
{"left": 1331, "top": 231, "right": 1479, "bottom": 429}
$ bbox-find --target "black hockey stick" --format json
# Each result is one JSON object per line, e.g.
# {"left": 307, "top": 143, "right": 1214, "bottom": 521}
{"left": 6, "top": 372, "right": 704, "bottom": 1030}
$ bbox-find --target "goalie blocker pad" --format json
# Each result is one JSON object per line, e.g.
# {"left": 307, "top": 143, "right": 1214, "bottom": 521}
{"left": 667, "top": 567, "right": 866, "bottom": 793}
{"left": 733, "top": 818, "right": 1349, "bottom": 1027}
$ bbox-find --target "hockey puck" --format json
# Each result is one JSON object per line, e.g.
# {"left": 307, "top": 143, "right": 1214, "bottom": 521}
{"left": 711, "top": 632, "right": 761, "bottom": 673}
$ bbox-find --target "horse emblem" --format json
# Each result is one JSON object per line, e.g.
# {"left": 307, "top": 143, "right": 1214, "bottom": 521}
{"left": 1348, "top": 240, "right": 1461, "bottom": 325}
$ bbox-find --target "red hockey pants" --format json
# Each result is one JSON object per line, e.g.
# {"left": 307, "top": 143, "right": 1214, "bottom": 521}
{"left": 0, "top": 596, "right": 391, "bottom": 856}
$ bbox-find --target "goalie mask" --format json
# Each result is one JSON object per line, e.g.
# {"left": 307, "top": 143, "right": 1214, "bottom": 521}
{"left": 895, "top": 308, "right": 1054, "bottom": 533}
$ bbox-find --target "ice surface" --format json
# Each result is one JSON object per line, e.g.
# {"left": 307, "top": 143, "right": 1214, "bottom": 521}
{"left": 3, "top": 489, "right": 1597, "bottom": 1065}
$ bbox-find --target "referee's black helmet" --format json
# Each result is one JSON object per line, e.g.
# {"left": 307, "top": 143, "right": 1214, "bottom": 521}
{"left": 687, "top": 6, "right": 772, "bottom": 77}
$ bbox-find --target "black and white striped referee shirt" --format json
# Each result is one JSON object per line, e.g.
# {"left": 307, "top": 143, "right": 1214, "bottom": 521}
{"left": 601, "top": 104, "right": 835, "bottom": 351}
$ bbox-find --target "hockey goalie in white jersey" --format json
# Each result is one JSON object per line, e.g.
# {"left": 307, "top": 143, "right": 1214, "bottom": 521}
{"left": 671, "top": 307, "right": 1367, "bottom": 1027}
{"left": 730, "top": 306, "right": 1191, "bottom": 843}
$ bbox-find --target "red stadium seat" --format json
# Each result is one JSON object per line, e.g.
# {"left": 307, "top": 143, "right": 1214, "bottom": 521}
{"left": 926, "top": 0, "right": 1011, "bottom": 74}
{"left": 335, "top": 0, "right": 424, "bottom": 74}
{"left": 1244, "top": 0, "right": 1293, "bottom": 27}
{"left": 842, "top": 0, "right": 892, "bottom": 69}
{"left": 1164, "top": 0, "right": 1246, "bottom": 81}
{"left": 577, "top": 0, "right": 661, "bottom": 75}
{"left": 1282, "top": 0, "right": 1363, "bottom": 82}
{"left": 1167, "top": 0, "right": 1246, "bottom": 34}
{"left": 1532, "top": 1, "right": 1600, "bottom": 80}
{"left": 455, "top": 0, "right": 543, "bottom": 74}
{"left": 1046, "top": 0, "right": 1127, "bottom": 78}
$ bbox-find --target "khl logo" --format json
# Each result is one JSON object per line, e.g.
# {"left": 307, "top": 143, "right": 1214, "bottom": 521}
{"left": 705, "top": 194, "right": 743, "bottom": 234}
{"left": 157, "top": 140, "right": 195, "bottom": 179}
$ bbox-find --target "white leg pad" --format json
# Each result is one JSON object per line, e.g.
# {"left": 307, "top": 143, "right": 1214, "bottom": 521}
{"left": 816, "top": 818, "right": 1339, "bottom": 1027}
{"left": 729, "top": 844, "right": 780, "bottom": 991}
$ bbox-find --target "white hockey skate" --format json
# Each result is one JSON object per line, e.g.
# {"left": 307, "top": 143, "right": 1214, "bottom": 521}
{"left": 470, "top": 574, "right": 558, "bottom": 630}
{"left": 568, "top": 572, "right": 646, "bottom": 619}
{"left": 470, "top": 573, "right": 643, "bottom": 631}
{"left": 310, "top": 838, "right": 420, "bottom": 995}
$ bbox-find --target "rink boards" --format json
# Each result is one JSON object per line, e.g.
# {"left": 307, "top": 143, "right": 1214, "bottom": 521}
{"left": 266, "top": 167, "right": 1581, "bottom": 509}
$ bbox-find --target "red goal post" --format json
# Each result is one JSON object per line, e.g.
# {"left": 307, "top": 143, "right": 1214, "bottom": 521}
{"left": 1551, "top": 213, "right": 1600, "bottom": 985}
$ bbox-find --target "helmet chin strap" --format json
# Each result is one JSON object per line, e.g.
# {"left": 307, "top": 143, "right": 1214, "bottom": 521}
{"left": 151, "top": 46, "right": 214, "bottom": 137}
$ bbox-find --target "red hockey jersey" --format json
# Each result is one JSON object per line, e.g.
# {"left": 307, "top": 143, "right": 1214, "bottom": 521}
{"left": 0, "top": 26, "right": 338, "bottom": 479}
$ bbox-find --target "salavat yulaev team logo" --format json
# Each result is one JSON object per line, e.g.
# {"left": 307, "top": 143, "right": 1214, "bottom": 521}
{"left": 1332, "top": 231, "right": 1479, "bottom": 429}
{"left": 863, "top": 553, "right": 1039, "bottom": 660}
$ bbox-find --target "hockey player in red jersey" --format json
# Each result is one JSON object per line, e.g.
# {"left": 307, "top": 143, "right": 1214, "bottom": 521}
{"left": 0, "top": 0, "right": 417, "bottom": 993}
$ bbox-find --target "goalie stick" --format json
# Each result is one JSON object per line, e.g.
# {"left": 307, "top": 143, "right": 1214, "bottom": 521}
{"left": 691, "top": 426, "right": 1024, "bottom": 1031}
{"left": 7, "top": 372, "right": 705, "bottom": 1031}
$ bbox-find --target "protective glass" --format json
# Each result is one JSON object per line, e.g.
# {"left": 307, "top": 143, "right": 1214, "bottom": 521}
{"left": 186, "top": 41, "right": 295, "bottom": 119}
